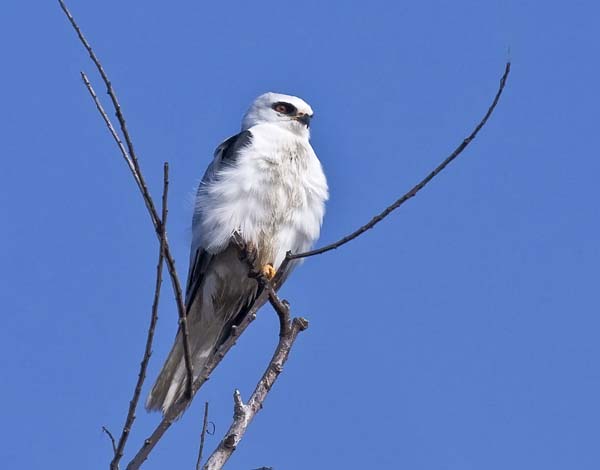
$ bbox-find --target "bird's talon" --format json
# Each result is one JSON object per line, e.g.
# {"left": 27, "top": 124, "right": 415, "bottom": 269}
{"left": 261, "top": 263, "right": 277, "bottom": 280}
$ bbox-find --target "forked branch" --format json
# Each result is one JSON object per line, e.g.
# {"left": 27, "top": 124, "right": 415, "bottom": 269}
{"left": 59, "top": 0, "right": 194, "bottom": 401}
{"left": 196, "top": 402, "right": 211, "bottom": 470}
{"left": 203, "top": 317, "right": 309, "bottom": 470}
{"left": 109, "top": 164, "right": 169, "bottom": 470}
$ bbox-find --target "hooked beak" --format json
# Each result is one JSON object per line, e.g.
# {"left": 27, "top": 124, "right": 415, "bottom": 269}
{"left": 295, "top": 113, "right": 312, "bottom": 127}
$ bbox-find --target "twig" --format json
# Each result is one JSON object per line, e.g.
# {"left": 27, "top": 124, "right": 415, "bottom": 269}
{"left": 203, "top": 317, "right": 309, "bottom": 470}
{"left": 61, "top": 0, "right": 194, "bottom": 399}
{"left": 102, "top": 426, "right": 117, "bottom": 455}
{"left": 109, "top": 164, "right": 168, "bottom": 470}
{"left": 79, "top": 72, "right": 134, "bottom": 170}
{"left": 59, "top": 0, "right": 155, "bottom": 223}
{"left": 266, "top": 285, "right": 291, "bottom": 337}
{"left": 196, "top": 402, "right": 210, "bottom": 470}
{"left": 284, "top": 61, "right": 512, "bottom": 263}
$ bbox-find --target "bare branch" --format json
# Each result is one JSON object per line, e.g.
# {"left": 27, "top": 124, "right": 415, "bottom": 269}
{"left": 59, "top": 0, "right": 156, "bottom": 224}
{"left": 286, "top": 61, "right": 512, "bottom": 262}
{"left": 79, "top": 72, "right": 134, "bottom": 170}
{"left": 109, "top": 164, "right": 168, "bottom": 470}
{"left": 126, "top": 286, "right": 268, "bottom": 470}
{"left": 102, "top": 426, "right": 117, "bottom": 455}
{"left": 203, "top": 317, "right": 309, "bottom": 470}
{"left": 60, "top": 0, "right": 194, "bottom": 400}
{"left": 266, "top": 286, "right": 291, "bottom": 337}
{"left": 196, "top": 402, "right": 210, "bottom": 470}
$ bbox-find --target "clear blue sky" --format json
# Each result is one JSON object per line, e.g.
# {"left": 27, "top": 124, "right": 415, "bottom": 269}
{"left": 1, "top": 1, "right": 599, "bottom": 469}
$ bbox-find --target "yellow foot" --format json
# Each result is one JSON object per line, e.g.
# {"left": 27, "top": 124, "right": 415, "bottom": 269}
{"left": 261, "top": 263, "right": 277, "bottom": 280}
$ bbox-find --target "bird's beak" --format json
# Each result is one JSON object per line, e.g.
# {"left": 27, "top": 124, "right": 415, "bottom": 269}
{"left": 295, "top": 114, "right": 312, "bottom": 127}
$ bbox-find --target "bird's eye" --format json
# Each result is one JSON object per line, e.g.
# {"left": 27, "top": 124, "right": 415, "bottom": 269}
{"left": 272, "top": 102, "right": 297, "bottom": 115}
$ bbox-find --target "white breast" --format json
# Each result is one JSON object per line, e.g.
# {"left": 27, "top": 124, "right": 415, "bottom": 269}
{"left": 195, "top": 123, "right": 328, "bottom": 269}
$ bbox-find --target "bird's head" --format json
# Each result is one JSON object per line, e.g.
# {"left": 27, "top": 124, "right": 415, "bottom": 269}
{"left": 241, "top": 92, "right": 313, "bottom": 137}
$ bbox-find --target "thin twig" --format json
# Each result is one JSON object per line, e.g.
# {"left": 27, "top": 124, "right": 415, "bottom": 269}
{"left": 109, "top": 164, "right": 169, "bottom": 470}
{"left": 80, "top": 72, "right": 134, "bottom": 169}
{"left": 196, "top": 402, "right": 210, "bottom": 470}
{"left": 266, "top": 285, "right": 291, "bottom": 337}
{"left": 59, "top": 0, "right": 156, "bottom": 224}
{"left": 61, "top": 0, "right": 194, "bottom": 399}
{"left": 102, "top": 426, "right": 118, "bottom": 455}
{"left": 203, "top": 317, "right": 309, "bottom": 470}
{"left": 285, "top": 61, "right": 512, "bottom": 262}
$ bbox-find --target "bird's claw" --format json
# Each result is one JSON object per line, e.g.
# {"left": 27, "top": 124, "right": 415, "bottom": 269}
{"left": 261, "top": 263, "right": 277, "bottom": 280}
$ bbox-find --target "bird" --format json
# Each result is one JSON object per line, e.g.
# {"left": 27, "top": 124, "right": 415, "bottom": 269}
{"left": 146, "top": 92, "right": 328, "bottom": 416}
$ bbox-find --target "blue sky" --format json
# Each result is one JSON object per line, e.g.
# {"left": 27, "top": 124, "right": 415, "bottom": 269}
{"left": 1, "top": 1, "right": 599, "bottom": 469}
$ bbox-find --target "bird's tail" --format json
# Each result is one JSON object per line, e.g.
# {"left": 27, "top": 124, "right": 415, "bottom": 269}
{"left": 146, "top": 245, "right": 263, "bottom": 416}
{"left": 145, "top": 331, "right": 189, "bottom": 415}
{"left": 145, "top": 316, "right": 224, "bottom": 416}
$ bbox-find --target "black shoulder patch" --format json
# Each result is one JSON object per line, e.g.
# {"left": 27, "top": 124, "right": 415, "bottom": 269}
{"left": 216, "top": 130, "right": 253, "bottom": 163}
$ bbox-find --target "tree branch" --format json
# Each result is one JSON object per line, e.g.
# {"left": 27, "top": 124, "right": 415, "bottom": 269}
{"left": 284, "top": 61, "right": 512, "bottom": 263}
{"left": 102, "top": 426, "right": 117, "bottom": 455}
{"left": 79, "top": 71, "right": 134, "bottom": 171}
{"left": 109, "top": 163, "right": 168, "bottom": 470}
{"left": 59, "top": 0, "right": 156, "bottom": 224}
{"left": 196, "top": 402, "right": 210, "bottom": 470}
{"left": 60, "top": 0, "right": 194, "bottom": 399}
{"left": 203, "top": 317, "right": 309, "bottom": 470}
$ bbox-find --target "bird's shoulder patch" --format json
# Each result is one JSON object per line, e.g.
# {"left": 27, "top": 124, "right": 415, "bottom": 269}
{"left": 214, "top": 130, "right": 253, "bottom": 164}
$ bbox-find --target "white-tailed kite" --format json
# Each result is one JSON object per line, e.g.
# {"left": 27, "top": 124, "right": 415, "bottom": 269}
{"left": 146, "top": 93, "right": 328, "bottom": 415}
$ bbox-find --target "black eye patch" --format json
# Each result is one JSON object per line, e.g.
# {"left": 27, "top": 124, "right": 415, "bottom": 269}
{"left": 272, "top": 102, "right": 297, "bottom": 115}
